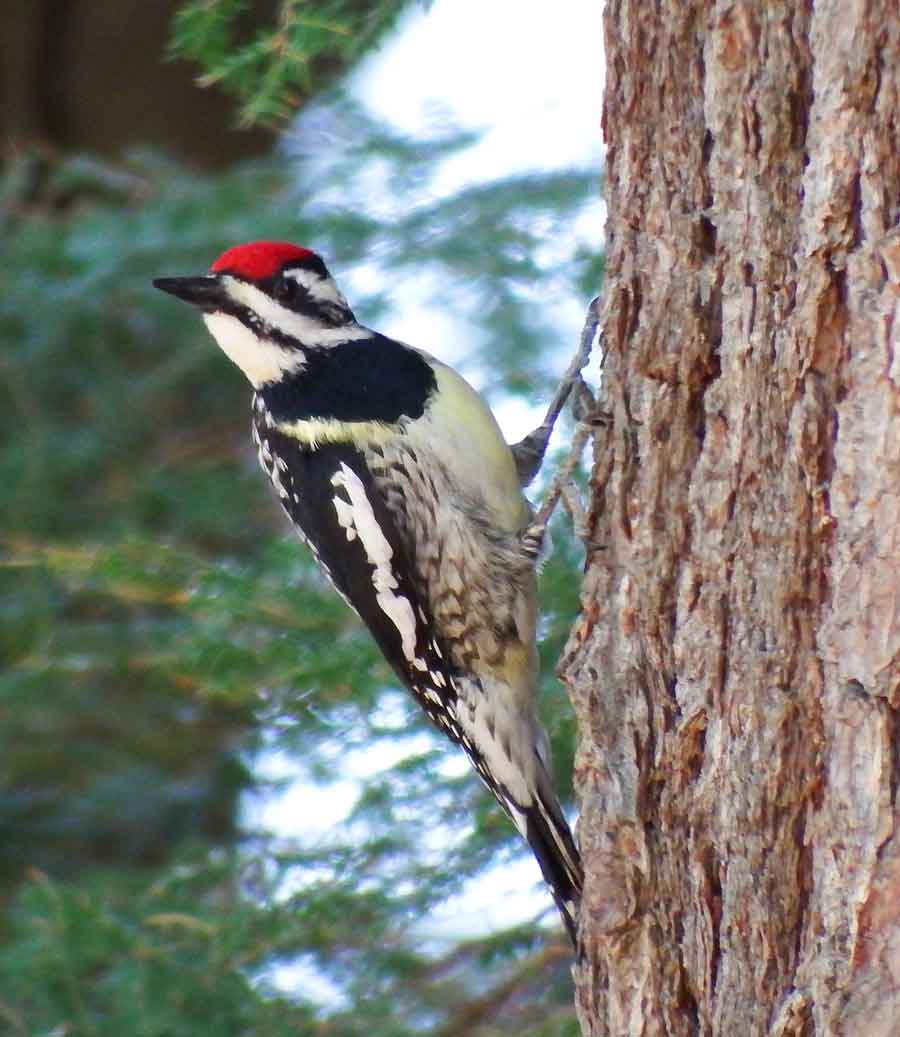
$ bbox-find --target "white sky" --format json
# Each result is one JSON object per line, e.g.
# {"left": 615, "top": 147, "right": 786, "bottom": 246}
{"left": 343, "top": 0, "right": 607, "bottom": 440}
{"left": 246, "top": 0, "right": 605, "bottom": 999}
{"left": 359, "top": 0, "right": 604, "bottom": 179}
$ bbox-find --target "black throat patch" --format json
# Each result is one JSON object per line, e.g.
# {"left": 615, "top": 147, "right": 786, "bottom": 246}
{"left": 260, "top": 333, "right": 437, "bottom": 425}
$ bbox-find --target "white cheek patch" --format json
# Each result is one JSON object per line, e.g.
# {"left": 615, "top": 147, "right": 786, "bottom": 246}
{"left": 330, "top": 462, "right": 421, "bottom": 667}
{"left": 222, "top": 277, "right": 369, "bottom": 348}
{"left": 203, "top": 312, "right": 305, "bottom": 387}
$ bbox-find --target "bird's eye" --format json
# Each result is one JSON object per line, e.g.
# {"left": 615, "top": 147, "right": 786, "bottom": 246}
{"left": 274, "top": 275, "right": 308, "bottom": 306}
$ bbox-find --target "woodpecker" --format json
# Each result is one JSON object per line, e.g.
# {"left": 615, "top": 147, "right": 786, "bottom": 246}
{"left": 154, "top": 242, "right": 582, "bottom": 943}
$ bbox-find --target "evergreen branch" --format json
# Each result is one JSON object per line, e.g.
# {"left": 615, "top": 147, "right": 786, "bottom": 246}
{"left": 169, "top": 0, "right": 414, "bottom": 127}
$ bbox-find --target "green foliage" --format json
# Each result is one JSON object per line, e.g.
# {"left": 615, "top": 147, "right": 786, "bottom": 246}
{"left": 0, "top": 862, "right": 317, "bottom": 1037}
{"left": 0, "top": 858, "right": 582, "bottom": 1036}
{"left": 170, "top": 0, "right": 416, "bottom": 126}
{"left": 0, "top": 91, "right": 598, "bottom": 1032}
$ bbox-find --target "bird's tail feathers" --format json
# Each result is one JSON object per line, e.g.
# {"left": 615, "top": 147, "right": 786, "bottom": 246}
{"left": 521, "top": 787, "right": 582, "bottom": 946}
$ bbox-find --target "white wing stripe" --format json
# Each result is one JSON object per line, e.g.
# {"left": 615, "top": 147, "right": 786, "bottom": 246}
{"left": 330, "top": 462, "right": 421, "bottom": 668}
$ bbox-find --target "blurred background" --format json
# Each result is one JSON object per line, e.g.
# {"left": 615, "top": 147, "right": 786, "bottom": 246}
{"left": 0, "top": 1, "right": 603, "bottom": 1033}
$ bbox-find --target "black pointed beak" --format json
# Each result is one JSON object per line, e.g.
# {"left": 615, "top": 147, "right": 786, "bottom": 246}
{"left": 153, "top": 275, "right": 226, "bottom": 312}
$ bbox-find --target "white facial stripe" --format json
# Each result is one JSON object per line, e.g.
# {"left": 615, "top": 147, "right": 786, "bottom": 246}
{"left": 330, "top": 462, "right": 420, "bottom": 666}
{"left": 203, "top": 312, "right": 305, "bottom": 387}
{"left": 223, "top": 277, "right": 367, "bottom": 348}
{"left": 283, "top": 268, "right": 349, "bottom": 307}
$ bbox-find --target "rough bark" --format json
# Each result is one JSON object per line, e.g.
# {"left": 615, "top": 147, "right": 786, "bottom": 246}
{"left": 564, "top": 2, "right": 900, "bottom": 1034}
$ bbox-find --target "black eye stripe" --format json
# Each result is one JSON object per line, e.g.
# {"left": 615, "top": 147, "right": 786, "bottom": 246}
{"left": 274, "top": 275, "right": 310, "bottom": 303}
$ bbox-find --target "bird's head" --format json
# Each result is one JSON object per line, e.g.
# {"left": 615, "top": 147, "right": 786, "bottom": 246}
{"left": 154, "top": 241, "right": 362, "bottom": 387}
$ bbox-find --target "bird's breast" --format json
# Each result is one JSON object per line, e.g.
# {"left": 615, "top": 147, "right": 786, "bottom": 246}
{"left": 406, "top": 362, "right": 531, "bottom": 536}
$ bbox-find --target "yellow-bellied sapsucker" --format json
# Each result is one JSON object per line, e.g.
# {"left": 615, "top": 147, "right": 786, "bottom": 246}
{"left": 155, "top": 242, "right": 583, "bottom": 943}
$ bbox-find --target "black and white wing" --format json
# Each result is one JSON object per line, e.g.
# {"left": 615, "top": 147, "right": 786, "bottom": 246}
{"left": 255, "top": 417, "right": 582, "bottom": 944}
{"left": 257, "top": 427, "right": 463, "bottom": 741}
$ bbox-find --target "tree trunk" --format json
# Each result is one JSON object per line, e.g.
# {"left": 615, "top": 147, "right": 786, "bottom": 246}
{"left": 565, "top": 2, "right": 900, "bottom": 1034}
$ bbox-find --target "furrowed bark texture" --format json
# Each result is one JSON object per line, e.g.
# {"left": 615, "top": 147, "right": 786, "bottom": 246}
{"left": 564, "top": 2, "right": 900, "bottom": 1034}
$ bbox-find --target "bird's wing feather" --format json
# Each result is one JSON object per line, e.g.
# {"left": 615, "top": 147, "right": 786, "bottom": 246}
{"left": 263, "top": 431, "right": 463, "bottom": 739}
{"left": 259, "top": 424, "right": 583, "bottom": 942}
